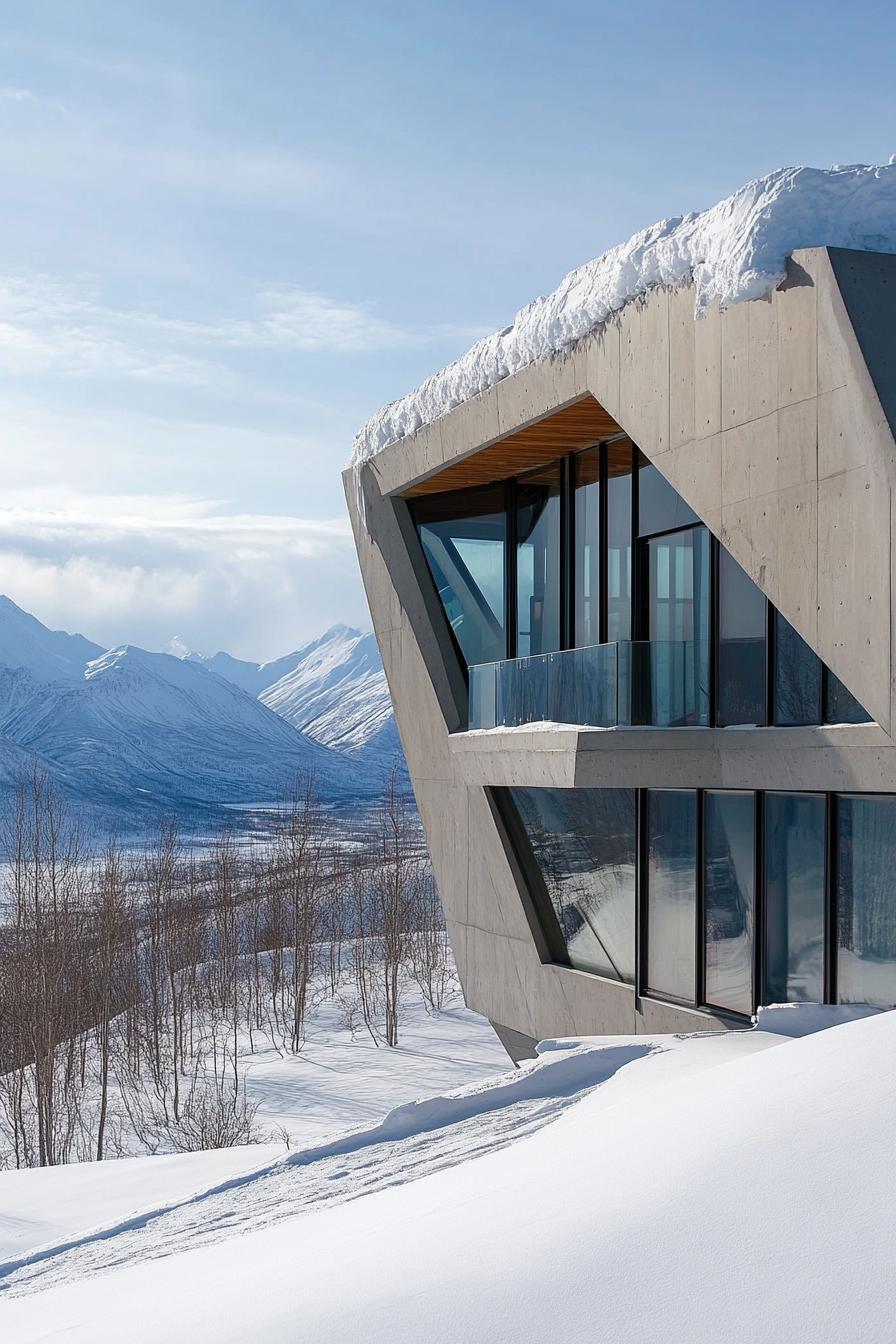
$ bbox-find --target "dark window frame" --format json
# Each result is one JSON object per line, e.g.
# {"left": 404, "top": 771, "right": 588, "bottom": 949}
{"left": 409, "top": 442, "right": 872, "bottom": 728}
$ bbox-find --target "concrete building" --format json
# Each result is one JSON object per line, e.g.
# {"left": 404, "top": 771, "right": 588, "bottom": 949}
{"left": 345, "top": 246, "right": 896, "bottom": 1061}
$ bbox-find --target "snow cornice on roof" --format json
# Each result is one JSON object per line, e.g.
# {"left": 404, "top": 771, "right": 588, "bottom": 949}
{"left": 350, "top": 161, "right": 896, "bottom": 469}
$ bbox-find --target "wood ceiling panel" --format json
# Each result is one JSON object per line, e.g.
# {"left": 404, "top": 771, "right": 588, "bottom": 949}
{"left": 403, "top": 395, "right": 622, "bottom": 497}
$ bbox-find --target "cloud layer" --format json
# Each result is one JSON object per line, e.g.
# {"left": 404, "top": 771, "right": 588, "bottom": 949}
{"left": 0, "top": 494, "right": 366, "bottom": 659}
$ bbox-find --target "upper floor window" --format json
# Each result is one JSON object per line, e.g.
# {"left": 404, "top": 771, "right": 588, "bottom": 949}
{"left": 412, "top": 484, "right": 506, "bottom": 668}
{"left": 410, "top": 439, "right": 873, "bottom": 729}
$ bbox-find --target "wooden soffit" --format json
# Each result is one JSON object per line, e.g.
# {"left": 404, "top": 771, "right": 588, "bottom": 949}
{"left": 402, "top": 395, "right": 622, "bottom": 497}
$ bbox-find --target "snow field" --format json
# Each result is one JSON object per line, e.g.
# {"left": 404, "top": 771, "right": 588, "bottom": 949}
{"left": 2, "top": 1007, "right": 894, "bottom": 1342}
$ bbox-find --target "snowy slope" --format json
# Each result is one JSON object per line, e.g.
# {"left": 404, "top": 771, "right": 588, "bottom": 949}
{"left": 175, "top": 625, "right": 403, "bottom": 772}
{"left": 3, "top": 1008, "right": 894, "bottom": 1342}
{"left": 0, "top": 985, "right": 507, "bottom": 1263}
{"left": 352, "top": 161, "right": 896, "bottom": 463}
{"left": 259, "top": 626, "right": 399, "bottom": 765}
{"left": 173, "top": 643, "right": 310, "bottom": 698}
{"left": 0, "top": 599, "right": 384, "bottom": 832}
{"left": 1, "top": 643, "right": 368, "bottom": 813}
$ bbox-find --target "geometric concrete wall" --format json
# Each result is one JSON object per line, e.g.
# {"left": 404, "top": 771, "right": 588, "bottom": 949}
{"left": 346, "top": 247, "right": 896, "bottom": 1057}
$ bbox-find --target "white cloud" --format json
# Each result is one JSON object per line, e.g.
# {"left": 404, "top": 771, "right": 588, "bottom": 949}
{"left": 0, "top": 273, "right": 435, "bottom": 383}
{"left": 0, "top": 495, "right": 367, "bottom": 660}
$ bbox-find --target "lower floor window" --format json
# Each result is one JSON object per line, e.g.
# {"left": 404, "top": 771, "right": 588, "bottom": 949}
{"left": 836, "top": 796, "right": 896, "bottom": 1006}
{"left": 509, "top": 786, "right": 636, "bottom": 983}
{"left": 499, "top": 785, "right": 896, "bottom": 1014}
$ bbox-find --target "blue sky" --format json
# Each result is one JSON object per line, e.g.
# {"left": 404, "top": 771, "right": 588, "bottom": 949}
{"left": 1, "top": 0, "right": 894, "bottom": 658}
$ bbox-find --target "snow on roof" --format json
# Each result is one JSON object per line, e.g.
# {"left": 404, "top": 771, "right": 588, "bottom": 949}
{"left": 351, "top": 161, "right": 896, "bottom": 468}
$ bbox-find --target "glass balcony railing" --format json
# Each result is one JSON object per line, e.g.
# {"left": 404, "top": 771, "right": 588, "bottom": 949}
{"left": 467, "top": 641, "right": 711, "bottom": 731}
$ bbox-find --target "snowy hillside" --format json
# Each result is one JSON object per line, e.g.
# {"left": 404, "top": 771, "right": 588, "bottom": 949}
{"left": 258, "top": 626, "right": 399, "bottom": 764}
{"left": 172, "top": 623, "right": 402, "bottom": 772}
{"left": 6, "top": 644, "right": 354, "bottom": 807}
{"left": 1, "top": 1007, "right": 893, "bottom": 1341}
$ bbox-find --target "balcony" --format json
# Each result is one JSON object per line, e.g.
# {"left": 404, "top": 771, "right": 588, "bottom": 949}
{"left": 467, "top": 641, "right": 710, "bottom": 731}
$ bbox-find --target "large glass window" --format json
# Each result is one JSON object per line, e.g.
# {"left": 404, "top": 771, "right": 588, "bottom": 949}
{"left": 764, "top": 793, "right": 826, "bottom": 1003}
{"left": 774, "top": 613, "right": 822, "bottom": 726}
{"left": 573, "top": 446, "right": 601, "bottom": 648}
{"left": 412, "top": 485, "right": 506, "bottom": 667}
{"left": 645, "top": 790, "right": 697, "bottom": 1001}
{"left": 516, "top": 463, "right": 562, "bottom": 657}
{"left": 645, "top": 526, "right": 710, "bottom": 726}
{"left": 836, "top": 795, "right": 896, "bottom": 1007}
{"left": 606, "top": 440, "right": 632, "bottom": 642}
{"left": 704, "top": 790, "right": 755, "bottom": 1015}
{"left": 510, "top": 786, "right": 636, "bottom": 982}
{"left": 717, "top": 550, "right": 767, "bottom": 726}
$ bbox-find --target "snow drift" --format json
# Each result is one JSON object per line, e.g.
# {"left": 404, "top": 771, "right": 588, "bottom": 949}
{"left": 3, "top": 1010, "right": 895, "bottom": 1341}
{"left": 351, "top": 161, "right": 896, "bottom": 465}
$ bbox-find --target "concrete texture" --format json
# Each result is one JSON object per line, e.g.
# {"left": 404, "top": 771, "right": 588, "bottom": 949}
{"left": 345, "top": 246, "right": 896, "bottom": 1057}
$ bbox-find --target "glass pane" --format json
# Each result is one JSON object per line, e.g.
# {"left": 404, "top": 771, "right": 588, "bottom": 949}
{"left": 516, "top": 463, "right": 562, "bottom": 657}
{"left": 825, "top": 670, "right": 873, "bottom": 725}
{"left": 836, "top": 795, "right": 896, "bottom": 1007}
{"left": 546, "top": 644, "right": 618, "bottom": 727}
{"left": 606, "top": 439, "right": 632, "bottom": 641}
{"left": 645, "top": 790, "right": 696, "bottom": 1001}
{"left": 574, "top": 446, "right": 601, "bottom": 648}
{"left": 774, "top": 612, "right": 822, "bottom": 726}
{"left": 645, "top": 527, "right": 710, "bottom": 726}
{"left": 412, "top": 485, "right": 506, "bottom": 667}
{"left": 637, "top": 450, "right": 698, "bottom": 537}
{"left": 510, "top": 787, "right": 637, "bottom": 982}
{"left": 704, "top": 790, "right": 755, "bottom": 1015}
{"left": 717, "top": 548, "right": 767, "bottom": 726}
{"left": 764, "top": 793, "right": 826, "bottom": 1003}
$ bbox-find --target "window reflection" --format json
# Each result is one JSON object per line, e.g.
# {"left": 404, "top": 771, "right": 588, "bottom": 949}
{"left": 645, "top": 790, "right": 696, "bottom": 1001}
{"left": 836, "top": 795, "right": 896, "bottom": 1007}
{"left": 516, "top": 463, "right": 562, "bottom": 657}
{"left": 645, "top": 527, "right": 710, "bottom": 726}
{"left": 412, "top": 485, "right": 506, "bottom": 667}
{"left": 825, "top": 671, "right": 873, "bottom": 725}
{"left": 510, "top": 786, "right": 637, "bottom": 982}
{"left": 606, "top": 440, "right": 632, "bottom": 642}
{"left": 573, "top": 447, "right": 601, "bottom": 648}
{"left": 764, "top": 792, "right": 826, "bottom": 1003}
{"left": 717, "top": 550, "right": 766, "bottom": 726}
{"left": 704, "top": 790, "right": 755, "bottom": 1015}
{"left": 637, "top": 450, "right": 698, "bottom": 537}
{"left": 774, "top": 613, "right": 822, "bottom": 726}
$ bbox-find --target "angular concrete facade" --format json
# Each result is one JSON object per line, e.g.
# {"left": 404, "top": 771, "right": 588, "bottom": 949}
{"left": 346, "top": 247, "right": 896, "bottom": 1059}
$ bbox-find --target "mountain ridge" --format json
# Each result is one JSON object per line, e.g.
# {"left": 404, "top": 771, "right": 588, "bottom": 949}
{"left": 0, "top": 597, "right": 403, "bottom": 837}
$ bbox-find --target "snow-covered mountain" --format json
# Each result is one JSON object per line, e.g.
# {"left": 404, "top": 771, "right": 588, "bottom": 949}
{"left": 171, "top": 624, "right": 402, "bottom": 772}
{"left": 0, "top": 594, "right": 103, "bottom": 682}
{"left": 0, "top": 598, "right": 394, "bottom": 837}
